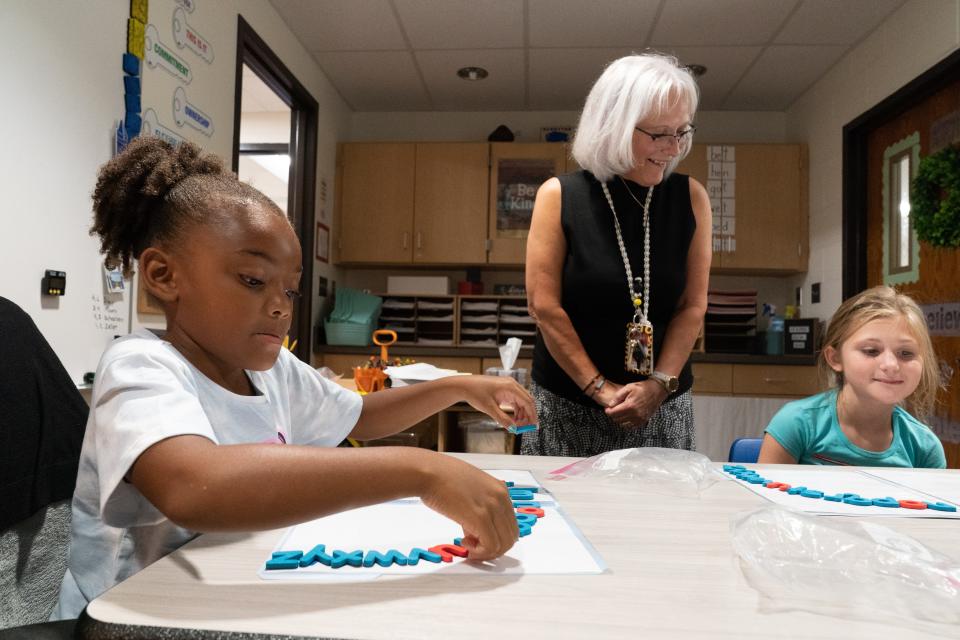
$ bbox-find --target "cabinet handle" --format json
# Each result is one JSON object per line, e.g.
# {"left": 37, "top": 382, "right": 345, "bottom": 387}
{"left": 762, "top": 377, "right": 789, "bottom": 384}
{"left": 416, "top": 231, "right": 422, "bottom": 250}
{"left": 402, "top": 232, "right": 408, "bottom": 250}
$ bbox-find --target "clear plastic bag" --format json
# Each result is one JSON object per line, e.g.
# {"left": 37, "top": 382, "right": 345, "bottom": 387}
{"left": 547, "top": 447, "right": 722, "bottom": 498}
{"left": 731, "top": 506, "right": 960, "bottom": 628}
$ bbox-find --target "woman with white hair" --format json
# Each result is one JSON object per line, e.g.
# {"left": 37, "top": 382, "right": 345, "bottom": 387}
{"left": 523, "top": 52, "right": 712, "bottom": 457}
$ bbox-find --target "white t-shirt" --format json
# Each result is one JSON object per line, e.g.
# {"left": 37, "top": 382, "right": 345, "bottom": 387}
{"left": 53, "top": 329, "right": 362, "bottom": 619}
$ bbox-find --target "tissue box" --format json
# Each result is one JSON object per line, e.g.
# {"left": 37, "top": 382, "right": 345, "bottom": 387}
{"left": 387, "top": 276, "right": 449, "bottom": 295}
{"left": 484, "top": 367, "right": 529, "bottom": 388}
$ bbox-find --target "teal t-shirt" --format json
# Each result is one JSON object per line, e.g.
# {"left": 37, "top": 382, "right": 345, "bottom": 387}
{"left": 765, "top": 390, "right": 946, "bottom": 468}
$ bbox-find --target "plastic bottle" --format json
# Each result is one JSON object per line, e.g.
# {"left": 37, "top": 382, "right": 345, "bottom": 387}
{"left": 766, "top": 316, "right": 784, "bottom": 355}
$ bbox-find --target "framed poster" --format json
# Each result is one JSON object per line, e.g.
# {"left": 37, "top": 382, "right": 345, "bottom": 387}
{"left": 316, "top": 223, "right": 330, "bottom": 263}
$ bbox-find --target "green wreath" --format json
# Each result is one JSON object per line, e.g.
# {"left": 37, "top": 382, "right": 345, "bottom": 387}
{"left": 911, "top": 144, "right": 960, "bottom": 247}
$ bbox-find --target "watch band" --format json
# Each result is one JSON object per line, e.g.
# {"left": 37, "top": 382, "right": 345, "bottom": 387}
{"left": 650, "top": 370, "right": 679, "bottom": 393}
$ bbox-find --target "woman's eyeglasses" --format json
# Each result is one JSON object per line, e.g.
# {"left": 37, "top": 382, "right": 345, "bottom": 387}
{"left": 634, "top": 125, "right": 696, "bottom": 147}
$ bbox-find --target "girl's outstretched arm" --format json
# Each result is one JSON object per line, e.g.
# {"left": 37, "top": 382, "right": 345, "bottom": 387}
{"left": 130, "top": 437, "right": 518, "bottom": 560}
{"left": 350, "top": 374, "right": 536, "bottom": 441}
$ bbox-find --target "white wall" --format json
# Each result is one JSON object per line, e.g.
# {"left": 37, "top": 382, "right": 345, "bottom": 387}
{"left": 787, "top": 0, "right": 960, "bottom": 320}
{"left": 347, "top": 109, "right": 787, "bottom": 143}
{"left": 1, "top": 1, "right": 350, "bottom": 383}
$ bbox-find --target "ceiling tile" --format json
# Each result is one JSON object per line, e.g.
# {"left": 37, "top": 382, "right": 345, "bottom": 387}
{"left": 394, "top": 0, "right": 524, "bottom": 49}
{"left": 650, "top": 0, "right": 799, "bottom": 46}
{"left": 528, "top": 47, "right": 635, "bottom": 111}
{"left": 724, "top": 44, "right": 847, "bottom": 110}
{"left": 416, "top": 49, "right": 526, "bottom": 110}
{"left": 269, "top": 0, "right": 407, "bottom": 51}
{"left": 774, "top": 0, "right": 903, "bottom": 45}
{"left": 654, "top": 46, "right": 762, "bottom": 110}
{"left": 528, "top": 0, "right": 660, "bottom": 48}
{"left": 313, "top": 51, "right": 431, "bottom": 110}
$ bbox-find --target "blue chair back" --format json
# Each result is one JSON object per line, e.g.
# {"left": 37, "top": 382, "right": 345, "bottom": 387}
{"left": 728, "top": 437, "right": 762, "bottom": 463}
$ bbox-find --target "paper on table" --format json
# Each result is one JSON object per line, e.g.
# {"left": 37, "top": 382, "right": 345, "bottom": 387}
{"left": 858, "top": 468, "right": 960, "bottom": 507}
{"left": 728, "top": 466, "right": 960, "bottom": 518}
{"left": 383, "top": 362, "right": 467, "bottom": 381}
{"left": 259, "top": 470, "right": 598, "bottom": 581}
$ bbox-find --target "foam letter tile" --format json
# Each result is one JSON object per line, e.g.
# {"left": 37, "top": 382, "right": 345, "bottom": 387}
{"left": 516, "top": 513, "right": 538, "bottom": 526}
{"left": 428, "top": 544, "right": 469, "bottom": 562}
{"left": 517, "top": 506, "right": 545, "bottom": 518}
{"left": 300, "top": 544, "right": 333, "bottom": 567}
{"left": 512, "top": 500, "right": 541, "bottom": 508}
{"left": 508, "top": 489, "right": 535, "bottom": 501}
{"left": 330, "top": 549, "right": 364, "bottom": 568}
{"left": 407, "top": 548, "right": 442, "bottom": 565}
{"left": 364, "top": 549, "right": 409, "bottom": 568}
{"left": 800, "top": 489, "right": 824, "bottom": 499}
{"left": 898, "top": 500, "right": 927, "bottom": 510}
{"left": 786, "top": 486, "right": 807, "bottom": 495}
{"left": 265, "top": 550, "right": 303, "bottom": 570}
{"left": 842, "top": 496, "right": 872, "bottom": 507}
{"left": 777, "top": 484, "right": 792, "bottom": 491}
{"left": 823, "top": 493, "right": 844, "bottom": 502}
{"left": 871, "top": 497, "right": 900, "bottom": 508}
{"left": 518, "top": 524, "right": 533, "bottom": 537}
{"left": 926, "top": 502, "right": 958, "bottom": 513}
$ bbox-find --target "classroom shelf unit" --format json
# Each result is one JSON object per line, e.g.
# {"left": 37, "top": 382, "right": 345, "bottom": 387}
{"left": 375, "top": 294, "right": 533, "bottom": 347}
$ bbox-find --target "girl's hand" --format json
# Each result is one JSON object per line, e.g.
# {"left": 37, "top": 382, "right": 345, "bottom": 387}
{"left": 603, "top": 380, "right": 668, "bottom": 428}
{"left": 418, "top": 455, "right": 519, "bottom": 561}
{"left": 460, "top": 375, "right": 537, "bottom": 429}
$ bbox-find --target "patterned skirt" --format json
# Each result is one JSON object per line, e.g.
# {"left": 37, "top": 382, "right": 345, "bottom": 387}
{"left": 520, "top": 381, "right": 694, "bottom": 457}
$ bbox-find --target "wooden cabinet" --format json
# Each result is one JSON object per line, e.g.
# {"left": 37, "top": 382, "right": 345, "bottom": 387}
{"left": 487, "top": 143, "right": 568, "bottom": 264}
{"left": 675, "top": 144, "right": 808, "bottom": 274}
{"left": 336, "top": 143, "right": 415, "bottom": 264}
{"left": 335, "top": 142, "right": 488, "bottom": 265}
{"left": 692, "top": 362, "right": 819, "bottom": 397}
{"left": 414, "top": 143, "right": 489, "bottom": 264}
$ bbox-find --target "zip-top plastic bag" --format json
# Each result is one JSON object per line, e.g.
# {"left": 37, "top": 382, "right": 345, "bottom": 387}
{"left": 731, "top": 506, "right": 960, "bottom": 628}
{"left": 548, "top": 447, "right": 722, "bottom": 498}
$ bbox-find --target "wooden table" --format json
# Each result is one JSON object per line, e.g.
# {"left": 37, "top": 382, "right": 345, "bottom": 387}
{"left": 78, "top": 456, "right": 960, "bottom": 639}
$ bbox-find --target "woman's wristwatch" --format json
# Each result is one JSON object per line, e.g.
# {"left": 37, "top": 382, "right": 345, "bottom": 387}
{"left": 649, "top": 371, "right": 679, "bottom": 393}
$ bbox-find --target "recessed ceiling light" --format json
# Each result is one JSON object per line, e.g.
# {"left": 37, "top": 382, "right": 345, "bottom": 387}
{"left": 457, "top": 66, "right": 489, "bottom": 81}
{"left": 685, "top": 64, "right": 707, "bottom": 77}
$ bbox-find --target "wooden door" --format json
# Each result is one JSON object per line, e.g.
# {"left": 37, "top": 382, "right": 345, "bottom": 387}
{"left": 336, "top": 143, "right": 414, "bottom": 264}
{"left": 865, "top": 76, "right": 960, "bottom": 468}
{"left": 487, "top": 143, "right": 568, "bottom": 265}
{"left": 719, "top": 145, "right": 808, "bottom": 273}
{"left": 413, "top": 143, "right": 489, "bottom": 264}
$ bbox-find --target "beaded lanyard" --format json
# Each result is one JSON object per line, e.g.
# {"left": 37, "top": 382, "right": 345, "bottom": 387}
{"left": 600, "top": 179, "right": 654, "bottom": 374}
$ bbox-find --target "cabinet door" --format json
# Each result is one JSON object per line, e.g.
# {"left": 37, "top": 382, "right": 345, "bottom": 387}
{"left": 674, "top": 144, "right": 723, "bottom": 269}
{"left": 336, "top": 143, "right": 415, "bottom": 264}
{"left": 732, "top": 364, "right": 821, "bottom": 397}
{"left": 564, "top": 143, "right": 580, "bottom": 174}
{"left": 414, "top": 143, "right": 489, "bottom": 264}
{"left": 487, "top": 143, "right": 568, "bottom": 265}
{"left": 719, "top": 145, "right": 808, "bottom": 272}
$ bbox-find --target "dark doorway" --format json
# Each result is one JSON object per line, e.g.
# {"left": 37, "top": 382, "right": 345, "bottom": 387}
{"left": 234, "top": 15, "right": 318, "bottom": 362}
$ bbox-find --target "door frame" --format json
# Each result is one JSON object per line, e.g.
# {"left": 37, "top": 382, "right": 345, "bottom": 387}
{"left": 841, "top": 47, "right": 960, "bottom": 299}
{"left": 233, "top": 15, "right": 318, "bottom": 362}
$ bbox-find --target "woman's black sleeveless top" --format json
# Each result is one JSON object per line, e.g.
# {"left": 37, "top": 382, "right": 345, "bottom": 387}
{"left": 532, "top": 170, "right": 696, "bottom": 405}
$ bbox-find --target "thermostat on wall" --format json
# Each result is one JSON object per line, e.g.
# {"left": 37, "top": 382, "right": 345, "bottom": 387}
{"left": 42, "top": 269, "right": 66, "bottom": 296}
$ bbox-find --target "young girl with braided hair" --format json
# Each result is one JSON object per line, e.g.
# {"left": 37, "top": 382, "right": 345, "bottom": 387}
{"left": 54, "top": 137, "right": 535, "bottom": 618}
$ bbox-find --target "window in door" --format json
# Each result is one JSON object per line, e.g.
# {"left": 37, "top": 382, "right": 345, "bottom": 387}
{"left": 882, "top": 132, "right": 920, "bottom": 285}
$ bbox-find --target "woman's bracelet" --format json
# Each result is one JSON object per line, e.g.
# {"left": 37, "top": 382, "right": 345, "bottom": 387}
{"left": 587, "top": 376, "right": 606, "bottom": 398}
{"left": 581, "top": 373, "right": 602, "bottom": 393}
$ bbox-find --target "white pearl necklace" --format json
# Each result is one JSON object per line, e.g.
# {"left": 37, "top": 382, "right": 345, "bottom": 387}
{"left": 600, "top": 178, "right": 653, "bottom": 324}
